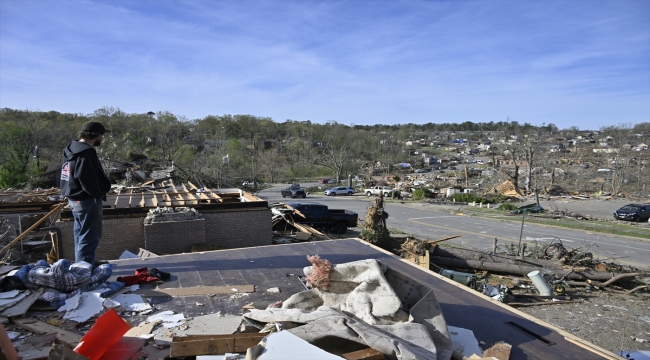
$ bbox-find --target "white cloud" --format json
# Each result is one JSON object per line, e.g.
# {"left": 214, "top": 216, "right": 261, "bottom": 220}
{"left": 0, "top": 0, "right": 647, "bottom": 127}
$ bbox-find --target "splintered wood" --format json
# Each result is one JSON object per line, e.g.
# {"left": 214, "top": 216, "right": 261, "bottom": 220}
{"left": 493, "top": 181, "right": 523, "bottom": 198}
{"left": 271, "top": 203, "right": 331, "bottom": 243}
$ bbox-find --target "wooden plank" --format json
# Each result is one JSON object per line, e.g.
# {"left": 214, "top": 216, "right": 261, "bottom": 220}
{"left": 0, "top": 323, "right": 19, "bottom": 360}
{"left": 426, "top": 235, "right": 461, "bottom": 245}
{"left": 342, "top": 348, "right": 384, "bottom": 360}
{"left": 0, "top": 203, "right": 65, "bottom": 256}
{"left": 134, "top": 285, "right": 254, "bottom": 297}
{"left": 176, "top": 192, "right": 188, "bottom": 205}
{"left": 138, "top": 194, "right": 145, "bottom": 208}
{"left": 508, "top": 300, "right": 582, "bottom": 307}
{"left": 204, "top": 188, "right": 222, "bottom": 201}
{"left": 152, "top": 193, "right": 158, "bottom": 208}
{"left": 182, "top": 185, "right": 200, "bottom": 204}
{"left": 162, "top": 188, "right": 177, "bottom": 206}
{"left": 170, "top": 333, "right": 265, "bottom": 357}
{"left": 11, "top": 318, "right": 82, "bottom": 348}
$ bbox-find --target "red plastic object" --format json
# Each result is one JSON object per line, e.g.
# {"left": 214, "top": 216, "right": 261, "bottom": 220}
{"left": 73, "top": 309, "right": 130, "bottom": 360}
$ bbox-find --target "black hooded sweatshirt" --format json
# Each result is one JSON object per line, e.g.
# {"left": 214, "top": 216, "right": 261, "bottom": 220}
{"left": 60, "top": 140, "right": 111, "bottom": 200}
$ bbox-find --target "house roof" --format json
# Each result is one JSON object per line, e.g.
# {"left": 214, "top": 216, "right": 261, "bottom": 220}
{"left": 108, "top": 239, "right": 613, "bottom": 359}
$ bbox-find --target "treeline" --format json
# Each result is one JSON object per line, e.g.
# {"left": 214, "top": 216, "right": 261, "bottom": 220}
{"left": 0, "top": 106, "right": 647, "bottom": 189}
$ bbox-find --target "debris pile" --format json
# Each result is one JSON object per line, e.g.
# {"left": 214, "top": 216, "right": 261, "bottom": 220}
{"left": 396, "top": 235, "right": 648, "bottom": 307}
{"left": 144, "top": 206, "right": 203, "bottom": 224}
{"left": 492, "top": 180, "right": 523, "bottom": 198}
{"left": 270, "top": 203, "right": 330, "bottom": 244}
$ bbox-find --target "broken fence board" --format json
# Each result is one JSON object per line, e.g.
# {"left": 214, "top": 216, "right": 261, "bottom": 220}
{"left": 0, "top": 288, "right": 44, "bottom": 318}
{"left": 11, "top": 318, "right": 81, "bottom": 349}
{"left": 134, "top": 285, "right": 254, "bottom": 297}
{"left": 170, "top": 333, "right": 265, "bottom": 357}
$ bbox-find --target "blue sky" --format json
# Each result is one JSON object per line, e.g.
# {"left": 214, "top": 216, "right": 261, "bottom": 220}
{"left": 1, "top": 0, "right": 648, "bottom": 129}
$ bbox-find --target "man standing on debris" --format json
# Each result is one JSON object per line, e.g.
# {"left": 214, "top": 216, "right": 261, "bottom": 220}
{"left": 60, "top": 122, "right": 112, "bottom": 265}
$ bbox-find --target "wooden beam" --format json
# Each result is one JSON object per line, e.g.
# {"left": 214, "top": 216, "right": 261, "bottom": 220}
{"left": 11, "top": 318, "right": 81, "bottom": 348}
{"left": 0, "top": 203, "right": 64, "bottom": 256}
{"left": 170, "top": 333, "right": 265, "bottom": 357}
{"left": 426, "top": 235, "right": 461, "bottom": 245}
{"left": 342, "top": 348, "right": 384, "bottom": 360}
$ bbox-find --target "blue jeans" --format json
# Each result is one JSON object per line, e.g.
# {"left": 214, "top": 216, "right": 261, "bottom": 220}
{"left": 68, "top": 198, "right": 103, "bottom": 265}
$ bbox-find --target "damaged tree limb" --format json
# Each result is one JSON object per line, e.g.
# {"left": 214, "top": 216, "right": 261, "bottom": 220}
{"left": 431, "top": 246, "right": 566, "bottom": 269}
{"left": 429, "top": 256, "right": 634, "bottom": 282}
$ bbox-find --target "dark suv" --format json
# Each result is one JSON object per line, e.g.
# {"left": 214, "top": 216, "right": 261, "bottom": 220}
{"left": 281, "top": 188, "right": 306, "bottom": 199}
{"left": 613, "top": 204, "right": 650, "bottom": 222}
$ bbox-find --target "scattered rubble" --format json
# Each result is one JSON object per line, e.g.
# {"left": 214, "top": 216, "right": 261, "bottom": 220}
{"left": 271, "top": 203, "right": 331, "bottom": 243}
{"left": 144, "top": 206, "right": 203, "bottom": 224}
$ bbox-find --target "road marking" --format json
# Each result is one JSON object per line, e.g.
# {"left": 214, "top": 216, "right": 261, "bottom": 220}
{"left": 407, "top": 219, "right": 650, "bottom": 253}
{"left": 408, "top": 216, "right": 650, "bottom": 252}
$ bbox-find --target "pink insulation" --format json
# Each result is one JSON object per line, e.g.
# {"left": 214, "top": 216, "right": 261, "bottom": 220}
{"left": 305, "top": 255, "right": 332, "bottom": 290}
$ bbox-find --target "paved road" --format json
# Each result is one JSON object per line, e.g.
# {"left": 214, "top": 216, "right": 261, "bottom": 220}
{"left": 258, "top": 184, "right": 650, "bottom": 268}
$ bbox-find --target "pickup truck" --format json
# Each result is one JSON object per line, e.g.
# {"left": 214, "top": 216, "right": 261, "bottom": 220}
{"left": 288, "top": 202, "right": 358, "bottom": 234}
{"left": 364, "top": 186, "right": 394, "bottom": 197}
{"left": 281, "top": 187, "right": 306, "bottom": 198}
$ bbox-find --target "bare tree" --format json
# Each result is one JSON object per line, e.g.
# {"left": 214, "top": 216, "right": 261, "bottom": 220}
{"left": 315, "top": 123, "right": 354, "bottom": 183}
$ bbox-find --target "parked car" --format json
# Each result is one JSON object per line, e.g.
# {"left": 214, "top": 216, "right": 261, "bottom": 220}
{"left": 613, "top": 204, "right": 650, "bottom": 222}
{"left": 287, "top": 202, "right": 358, "bottom": 234}
{"left": 414, "top": 169, "right": 428, "bottom": 173}
{"left": 281, "top": 187, "right": 306, "bottom": 198}
{"left": 317, "top": 178, "right": 330, "bottom": 184}
{"left": 324, "top": 187, "right": 355, "bottom": 196}
{"left": 364, "top": 186, "right": 393, "bottom": 197}
{"left": 327, "top": 179, "right": 337, "bottom": 184}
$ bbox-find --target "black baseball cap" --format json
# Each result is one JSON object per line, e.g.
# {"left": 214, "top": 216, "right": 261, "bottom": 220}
{"left": 81, "top": 121, "right": 110, "bottom": 134}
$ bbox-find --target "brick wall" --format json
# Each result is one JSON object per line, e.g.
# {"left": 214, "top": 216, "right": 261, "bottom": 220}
{"left": 57, "top": 207, "right": 271, "bottom": 260}
{"left": 144, "top": 219, "right": 206, "bottom": 255}
{"left": 57, "top": 217, "right": 145, "bottom": 261}
{"left": 204, "top": 209, "right": 271, "bottom": 248}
